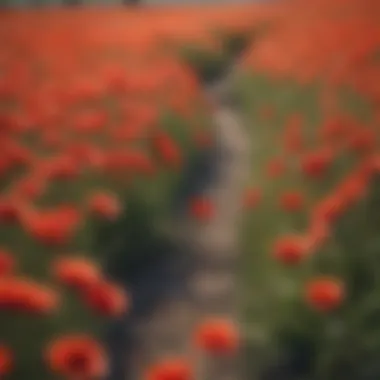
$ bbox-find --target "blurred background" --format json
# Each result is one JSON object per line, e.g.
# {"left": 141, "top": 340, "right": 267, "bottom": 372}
{"left": 1, "top": 0, "right": 380, "bottom": 380}
{"left": 2, "top": 0, "right": 257, "bottom": 5}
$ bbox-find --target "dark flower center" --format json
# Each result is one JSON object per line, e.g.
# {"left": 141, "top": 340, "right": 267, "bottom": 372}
{"left": 67, "top": 352, "right": 90, "bottom": 373}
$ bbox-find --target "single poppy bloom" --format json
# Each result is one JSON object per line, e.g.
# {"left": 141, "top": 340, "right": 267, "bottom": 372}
{"left": 337, "top": 176, "right": 367, "bottom": 205}
{"left": 23, "top": 205, "right": 81, "bottom": 247}
{"left": 305, "top": 277, "right": 344, "bottom": 312}
{"left": 13, "top": 176, "right": 46, "bottom": 200}
{"left": 25, "top": 284, "right": 60, "bottom": 314}
{"left": 45, "top": 155, "right": 81, "bottom": 181}
{"left": 130, "top": 103, "right": 158, "bottom": 127}
{"left": 72, "top": 79, "right": 104, "bottom": 101}
{"left": 0, "top": 277, "right": 59, "bottom": 314}
{"left": 348, "top": 128, "right": 376, "bottom": 153}
{"left": 279, "top": 190, "right": 304, "bottom": 212}
{"left": 358, "top": 156, "right": 376, "bottom": 178}
{"left": 6, "top": 142, "right": 31, "bottom": 168}
{"left": 242, "top": 187, "right": 261, "bottom": 209}
{"left": 41, "top": 130, "right": 64, "bottom": 149}
{"left": 312, "top": 195, "right": 346, "bottom": 224}
{"left": 0, "top": 197, "right": 20, "bottom": 224}
{"left": 153, "top": 131, "right": 182, "bottom": 168}
{"left": 1, "top": 111, "right": 25, "bottom": 134}
{"left": 319, "top": 116, "right": 348, "bottom": 143}
{"left": 273, "top": 235, "right": 308, "bottom": 264}
{"left": 188, "top": 197, "right": 215, "bottom": 222}
{"left": 145, "top": 358, "right": 192, "bottom": 380}
{"left": 52, "top": 257, "right": 101, "bottom": 291}
{"left": 301, "top": 149, "right": 332, "bottom": 178}
{"left": 88, "top": 191, "right": 122, "bottom": 221}
{"left": 46, "top": 335, "right": 108, "bottom": 379}
{"left": 83, "top": 280, "right": 129, "bottom": 317}
{"left": 0, "top": 345, "right": 12, "bottom": 376}
{"left": 110, "top": 123, "right": 145, "bottom": 143}
{"left": 105, "top": 67, "right": 129, "bottom": 94}
{"left": 194, "top": 318, "right": 239, "bottom": 355}
{"left": 306, "top": 220, "right": 330, "bottom": 250}
{"left": 67, "top": 144, "right": 105, "bottom": 171}
{"left": 104, "top": 149, "right": 155, "bottom": 176}
{"left": 284, "top": 133, "right": 303, "bottom": 154}
{"left": 73, "top": 110, "right": 107, "bottom": 134}
{"left": 0, "top": 248, "right": 15, "bottom": 276}
{"left": 368, "top": 154, "right": 380, "bottom": 173}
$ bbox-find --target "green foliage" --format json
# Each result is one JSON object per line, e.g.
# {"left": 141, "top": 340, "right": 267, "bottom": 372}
{"left": 238, "top": 72, "right": 380, "bottom": 380}
{"left": 176, "top": 27, "right": 256, "bottom": 85}
{"left": 0, "top": 89, "right": 206, "bottom": 378}
{"left": 217, "top": 27, "right": 256, "bottom": 58}
{"left": 177, "top": 43, "right": 230, "bottom": 84}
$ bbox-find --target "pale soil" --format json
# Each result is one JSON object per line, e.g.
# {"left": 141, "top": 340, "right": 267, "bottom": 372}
{"left": 107, "top": 68, "right": 250, "bottom": 380}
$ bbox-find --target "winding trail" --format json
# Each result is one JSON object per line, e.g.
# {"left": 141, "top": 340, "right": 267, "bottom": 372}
{"left": 107, "top": 65, "right": 250, "bottom": 380}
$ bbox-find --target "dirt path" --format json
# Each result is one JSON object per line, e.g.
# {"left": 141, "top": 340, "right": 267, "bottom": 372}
{"left": 107, "top": 68, "right": 250, "bottom": 380}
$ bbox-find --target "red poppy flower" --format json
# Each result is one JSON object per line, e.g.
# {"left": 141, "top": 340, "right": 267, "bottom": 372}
{"left": 279, "top": 190, "right": 304, "bottom": 212}
{"left": 348, "top": 128, "right": 376, "bottom": 153}
{"left": 368, "top": 154, "right": 380, "bottom": 173}
{"left": 306, "top": 220, "right": 330, "bottom": 250}
{"left": 83, "top": 280, "right": 129, "bottom": 317}
{"left": 301, "top": 149, "right": 332, "bottom": 178}
{"left": 73, "top": 110, "right": 107, "bottom": 134}
{"left": 110, "top": 122, "right": 145, "bottom": 143}
{"left": 188, "top": 196, "right": 215, "bottom": 222}
{"left": 41, "top": 130, "right": 64, "bottom": 149}
{"left": 0, "top": 277, "right": 59, "bottom": 314}
{"left": 312, "top": 195, "right": 346, "bottom": 224}
{"left": 305, "top": 277, "right": 345, "bottom": 312}
{"left": 194, "top": 318, "right": 239, "bottom": 355}
{"left": 23, "top": 205, "right": 81, "bottom": 247}
{"left": 88, "top": 191, "right": 121, "bottom": 221}
{"left": 67, "top": 144, "right": 105, "bottom": 171}
{"left": 12, "top": 175, "right": 46, "bottom": 200}
{"left": 46, "top": 335, "right": 108, "bottom": 379}
{"left": 104, "top": 149, "right": 155, "bottom": 176}
{"left": 145, "top": 358, "right": 192, "bottom": 380}
{"left": 0, "top": 345, "right": 12, "bottom": 376}
{"left": 52, "top": 257, "right": 101, "bottom": 291}
{"left": 0, "top": 248, "right": 15, "bottom": 277}
{"left": 6, "top": 142, "right": 32, "bottom": 168}
{"left": 319, "top": 116, "right": 348, "bottom": 143}
{"left": 0, "top": 197, "right": 20, "bottom": 224}
{"left": 153, "top": 131, "right": 182, "bottom": 168}
{"left": 105, "top": 66, "right": 129, "bottom": 94}
{"left": 45, "top": 155, "right": 81, "bottom": 181}
{"left": 273, "top": 235, "right": 309, "bottom": 264}
{"left": 337, "top": 175, "right": 367, "bottom": 205}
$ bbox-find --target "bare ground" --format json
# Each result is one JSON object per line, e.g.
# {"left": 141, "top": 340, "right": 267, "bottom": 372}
{"left": 107, "top": 69, "right": 250, "bottom": 380}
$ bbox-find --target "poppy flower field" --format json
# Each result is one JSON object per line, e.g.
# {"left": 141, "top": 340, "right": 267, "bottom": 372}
{"left": 239, "top": 0, "right": 380, "bottom": 378}
{"left": 0, "top": 4, "right": 261, "bottom": 379}
{"left": 1, "top": 0, "right": 380, "bottom": 379}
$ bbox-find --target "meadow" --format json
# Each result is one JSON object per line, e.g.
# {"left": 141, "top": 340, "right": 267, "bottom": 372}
{"left": 1, "top": 0, "right": 380, "bottom": 379}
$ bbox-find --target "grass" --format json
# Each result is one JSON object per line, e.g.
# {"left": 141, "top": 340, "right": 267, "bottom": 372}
{"left": 237, "top": 69, "right": 379, "bottom": 379}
